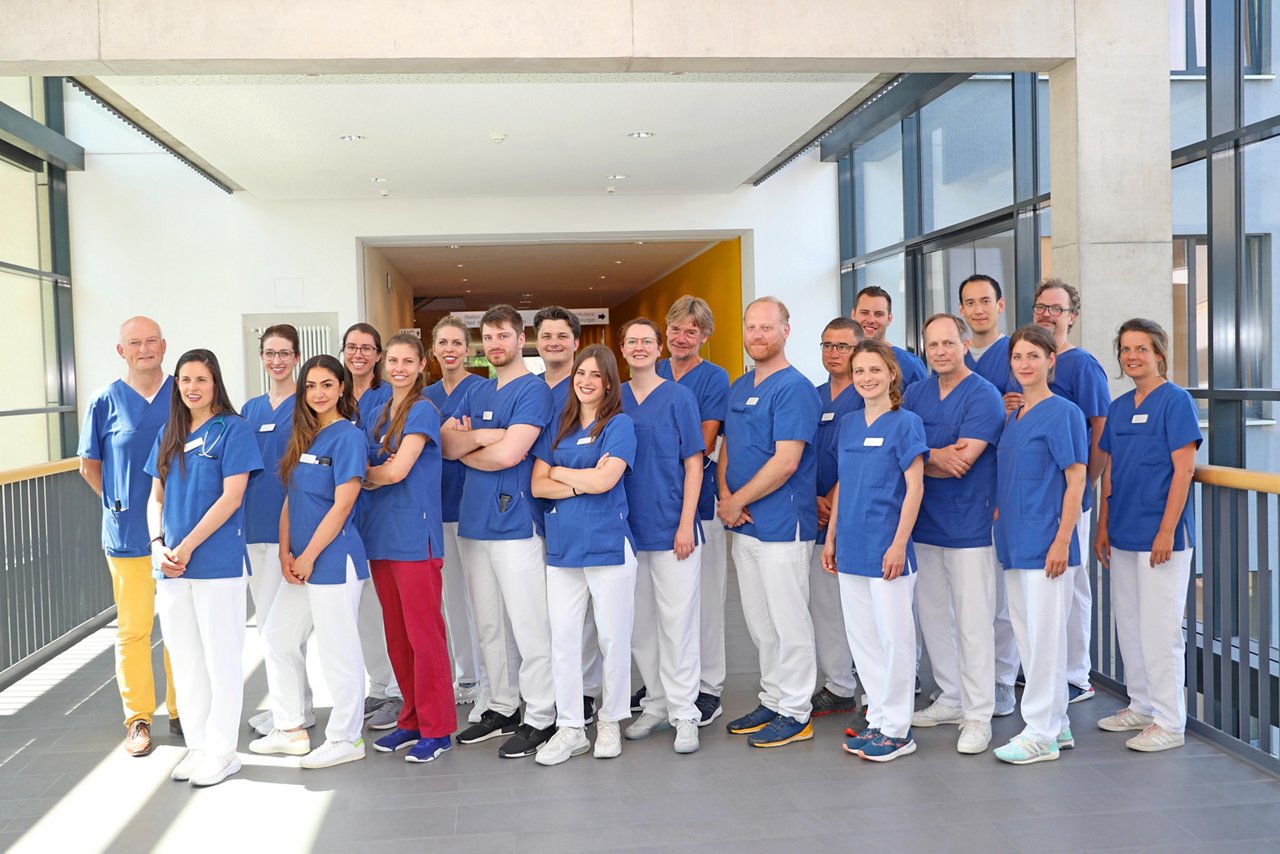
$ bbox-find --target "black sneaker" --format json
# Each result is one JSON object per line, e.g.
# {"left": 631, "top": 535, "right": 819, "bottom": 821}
{"left": 498, "top": 723, "right": 555, "bottom": 758}
{"left": 810, "top": 687, "right": 859, "bottom": 717}
{"left": 457, "top": 709, "right": 519, "bottom": 745}
{"left": 694, "top": 692, "right": 722, "bottom": 727}
{"left": 169, "top": 717, "right": 184, "bottom": 738}
{"left": 630, "top": 686, "right": 647, "bottom": 714}
{"left": 584, "top": 696, "right": 596, "bottom": 726}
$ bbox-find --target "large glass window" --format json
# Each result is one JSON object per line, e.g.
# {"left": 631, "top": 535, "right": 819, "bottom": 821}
{"left": 920, "top": 77, "right": 1014, "bottom": 233}
{"left": 854, "top": 253, "right": 907, "bottom": 345}
{"left": 1171, "top": 158, "right": 1208, "bottom": 391}
{"left": 1242, "top": 136, "right": 1280, "bottom": 451}
{"left": 1170, "top": 0, "right": 1208, "bottom": 148}
{"left": 922, "top": 229, "right": 1016, "bottom": 329}
{"left": 1242, "top": 0, "right": 1278, "bottom": 125}
{"left": 853, "top": 123, "right": 903, "bottom": 255}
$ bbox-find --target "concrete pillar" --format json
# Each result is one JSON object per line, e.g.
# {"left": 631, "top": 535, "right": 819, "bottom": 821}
{"left": 1048, "top": 0, "right": 1172, "bottom": 377}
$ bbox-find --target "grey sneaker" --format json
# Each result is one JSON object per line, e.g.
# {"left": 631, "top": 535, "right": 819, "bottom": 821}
{"left": 363, "top": 696, "right": 391, "bottom": 718}
{"left": 368, "top": 697, "right": 403, "bottom": 731}
{"left": 624, "top": 711, "right": 670, "bottom": 740}
{"left": 994, "top": 683, "right": 1016, "bottom": 717}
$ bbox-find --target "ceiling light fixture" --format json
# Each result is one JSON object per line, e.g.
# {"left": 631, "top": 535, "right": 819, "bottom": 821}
{"left": 635, "top": 240, "right": 646, "bottom": 245}
{"left": 370, "top": 177, "right": 387, "bottom": 183}
{"left": 448, "top": 244, "right": 461, "bottom": 249}
{"left": 627, "top": 131, "right": 655, "bottom": 139}
{"left": 614, "top": 260, "right": 623, "bottom": 265}
{"left": 461, "top": 278, "right": 468, "bottom": 282}
{"left": 338, "top": 134, "right": 366, "bottom": 142}
{"left": 599, "top": 275, "right": 606, "bottom": 280}
{"left": 456, "top": 264, "right": 464, "bottom": 268}
{"left": 607, "top": 174, "right": 629, "bottom": 180}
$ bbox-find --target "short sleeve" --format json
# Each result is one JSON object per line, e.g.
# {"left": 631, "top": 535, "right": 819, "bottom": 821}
{"left": 772, "top": 375, "right": 821, "bottom": 445}
{"left": 895, "top": 412, "right": 930, "bottom": 472}
{"left": 532, "top": 427, "right": 555, "bottom": 464}
{"left": 78, "top": 394, "right": 105, "bottom": 460}
{"left": 221, "top": 418, "right": 265, "bottom": 478}
{"left": 1099, "top": 401, "right": 1118, "bottom": 455}
{"left": 143, "top": 433, "right": 162, "bottom": 480}
{"left": 959, "top": 380, "right": 1005, "bottom": 445}
{"left": 403, "top": 400, "right": 442, "bottom": 446}
{"left": 702, "top": 369, "right": 729, "bottom": 423}
{"left": 511, "top": 380, "right": 555, "bottom": 429}
{"left": 1047, "top": 402, "right": 1089, "bottom": 472}
{"left": 332, "top": 427, "right": 368, "bottom": 486}
{"left": 1077, "top": 357, "right": 1112, "bottom": 419}
{"left": 1164, "top": 388, "right": 1203, "bottom": 453}
{"left": 674, "top": 390, "right": 705, "bottom": 461}
{"left": 601, "top": 415, "right": 637, "bottom": 469}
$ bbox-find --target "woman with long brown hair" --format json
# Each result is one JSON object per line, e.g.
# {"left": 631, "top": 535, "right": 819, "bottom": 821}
{"left": 530, "top": 345, "right": 637, "bottom": 765}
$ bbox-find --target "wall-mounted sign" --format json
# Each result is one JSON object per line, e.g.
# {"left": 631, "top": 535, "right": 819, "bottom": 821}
{"left": 454, "top": 308, "right": 610, "bottom": 329}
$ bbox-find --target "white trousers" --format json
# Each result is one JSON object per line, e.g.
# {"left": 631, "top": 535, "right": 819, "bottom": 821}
{"left": 248, "top": 543, "right": 313, "bottom": 715}
{"left": 156, "top": 574, "right": 247, "bottom": 759}
{"left": 808, "top": 546, "right": 856, "bottom": 697}
{"left": 582, "top": 602, "right": 604, "bottom": 698}
{"left": 1110, "top": 548, "right": 1193, "bottom": 733}
{"left": 262, "top": 559, "right": 365, "bottom": 743}
{"left": 633, "top": 548, "right": 702, "bottom": 723}
{"left": 548, "top": 544, "right": 637, "bottom": 726}
{"left": 459, "top": 535, "right": 556, "bottom": 728}
{"left": 698, "top": 518, "right": 728, "bottom": 696}
{"left": 359, "top": 578, "right": 400, "bottom": 700}
{"left": 915, "top": 543, "right": 997, "bottom": 721}
{"left": 1066, "top": 512, "right": 1094, "bottom": 688}
{"left": 731, "top": 531, "right": 815, "bottom": 721}
{"left": 992, "top": 559, "right": 1021, "bottom": 686}
{"left": 1006, "top": 568, "right": 1073, "bottom": 744}
{"left": 441, "top": 521, "right": 485, "bottom": 688}
{"left": 839, "top": 572, "right": 917, "bottom": 739}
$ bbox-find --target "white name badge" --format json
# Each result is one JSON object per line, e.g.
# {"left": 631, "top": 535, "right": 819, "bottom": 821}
{"left": 576, "top": 436, "right": 595, "bottom": 445}
{"left": 184, "top": 438, "right": 203, "bottom": 453}
{"left": 482, "top": 410, "right": 494, "bottom": 421}
{"left": 863, "top": 437, "right": 885, "bottom": 447}
{"left": 258, "top": 423, "right": 276, "bottom": 432}
{"left": 1131, "top": 414, "right": 1149, "bottom": 424}
{"left": 299, "top": 453, "right": 319, "bottom": 465}
{"left": 746, "top": 397, "right": 759, "bottom": 406}
{"left": 820, "top": 412, "right": 835, "bottom": 422}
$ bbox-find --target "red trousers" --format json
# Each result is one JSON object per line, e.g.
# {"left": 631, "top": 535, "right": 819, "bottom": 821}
{"left": 369, "top": 559, "right": 455, "bottom": 738}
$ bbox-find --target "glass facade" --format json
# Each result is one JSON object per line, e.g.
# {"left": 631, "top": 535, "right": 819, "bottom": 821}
{"left": 920, "top": 77, "right": 1014, "bottom": 233}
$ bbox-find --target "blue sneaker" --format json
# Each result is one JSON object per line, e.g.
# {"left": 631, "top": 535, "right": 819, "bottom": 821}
{"left": 373, "top": 728, "right": 421, "bottom": 753}
{"left": 857, "top": 732, "right": 917, "bottom": 762}
{"left": 747, "top": 715, "right": 813, "bottom": 748}
{"left": 405, "top": 735, "right": 452, "bottom": 763}
{"left": 842, "top": 727, "right": 881, "bottom": 754}
{"left": 726, "top": 705, "right": 778, "bottom": 735}
{"left": 994, "top": 734, "right": 1059, "bottom": 765}
{"left": 1068, "top": 684, "right": 1095, "bottom": 704}
{"left": 695, "top": 692, "right": 722, "bottom": 727}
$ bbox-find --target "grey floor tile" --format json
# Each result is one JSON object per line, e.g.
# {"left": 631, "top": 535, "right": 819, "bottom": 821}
{"left": 1090, "top": 753, "right": 1270, "bottom": 788}
{"left": 1163, "top": 801, "right": 1280, "bottom": 842}
{"left": 998, "top": 808, "right": 1188, "bottom": 851}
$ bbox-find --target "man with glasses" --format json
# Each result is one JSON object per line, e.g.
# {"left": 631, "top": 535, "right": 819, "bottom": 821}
{"left": 79, "top": 316, "right": 179, "bottom": 757}
{"left": 852, "top": 286, "right": 927, "bottom": 390}
{"left": 1009, "top": 279, "right": 1110, "bottom": 705}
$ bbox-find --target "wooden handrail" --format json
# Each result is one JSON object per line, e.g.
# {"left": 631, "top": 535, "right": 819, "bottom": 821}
{"left": 1195, "top": 464, "right": 1280, "bottom": 495}
{"left": 0, "top": 458, "right": 81, "bottom": 486}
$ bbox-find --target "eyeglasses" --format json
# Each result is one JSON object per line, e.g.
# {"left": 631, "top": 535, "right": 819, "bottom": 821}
{"left": 1032, "top": 303, "right": 1070, "bottom": 317}
{"left": 623, "top": 337, "right": 659, "bottom": 347}
{"left": 261, "top": 349, "right": 295, "bottom": 361}
{"left": 343, "top": 344, "right": 379, "bottom": 355}
{"left": 820, "top": 342, "right": 853, "bottom": 353}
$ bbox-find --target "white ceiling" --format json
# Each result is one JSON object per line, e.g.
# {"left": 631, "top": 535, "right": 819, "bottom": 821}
{"left": 90, "top": 72, "right": 878, "bottom": 200}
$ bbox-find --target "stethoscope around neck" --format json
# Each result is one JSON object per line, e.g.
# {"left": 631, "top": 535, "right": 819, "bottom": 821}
{"left": 191, "top": 416, "right": 228, "bottom": 459}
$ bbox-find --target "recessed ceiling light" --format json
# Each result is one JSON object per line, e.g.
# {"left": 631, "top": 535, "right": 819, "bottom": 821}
{"left": 634, "top": 240, "right": 646, "bottom": 245}
{"left": 607, "top": 174, "right": 629, "bottom": 180}
{"left": 448, "top": 244, "right": 461, "bottom": 249}
{"left": 599, "top": 275, "right": 606, "bottom": 280}
{"left": 614, "top": 260, "right": 623, "bottom": 265}
{"left": 465, "top": 289, "right": 472, "bottom": 293}
{"left": 627, "top": 131, "right": 655, "bottom": 139}
{"left": 461, "top": 278, "right": 468, "bottom": 282}
{"left": 370, "top": 177, "right": 387, "bottom": 183}
{"left": 456, "top": 264, "right": 464, "bottom": 268}
{"left": 338, "top": 134, "right": 366, "bottom": 142}
{"left": 588, "top": 286, "right": 595, "bottom": 290}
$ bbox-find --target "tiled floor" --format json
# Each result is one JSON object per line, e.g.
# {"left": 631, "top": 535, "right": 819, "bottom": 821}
{"left": 2, "top": 572, "right": 1279, "bottom": 854}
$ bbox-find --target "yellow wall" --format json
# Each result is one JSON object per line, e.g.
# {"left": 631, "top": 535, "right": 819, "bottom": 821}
{"left": 610, "top": 238, "right": 744, "bottom": 380}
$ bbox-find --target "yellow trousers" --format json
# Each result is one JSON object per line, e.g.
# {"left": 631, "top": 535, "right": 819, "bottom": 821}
{"left": 106, "top": 556, "right": 178, "bottom": 725}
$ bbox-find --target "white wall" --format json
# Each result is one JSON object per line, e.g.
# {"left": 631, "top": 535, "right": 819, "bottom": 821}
{"left": 67, "top": 98, "right": 839, "bottom": 415}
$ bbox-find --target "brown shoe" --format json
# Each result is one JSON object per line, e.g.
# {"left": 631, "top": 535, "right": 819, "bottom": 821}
{"left": 124, "top": 720, "right": 153, "bottom": 757}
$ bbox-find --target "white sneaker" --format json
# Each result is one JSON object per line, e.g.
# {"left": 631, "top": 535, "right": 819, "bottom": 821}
{"left": 594, "top": 721, "right": 622, "bottom": 759}
{"left": 300, "top": 739, "right": 366, "bottom": 769}
{"left": 1126, "top": 723, "right": 1184, "bottom": 752}
{"left": 624, "top": 711, "right": 670, "bottom": 740}
{"left": 956, "top": 719, "right": 992, "bottom": 754}
{"left": 189, "top": 753, "right": 241, "bottom": 787}
{"left": 254, "top": 711, "right": 315, "bottom": 737}
{"left": 171, "top": 750, "right": 203, "bottom": 782}
{"left": 247, "top": 709, "right": 272, "bottom": 731}
{"left": 249, "top": 728, "right": 311, "bottom": 756}
{"left": 534, "top": 726, "right": 589, "bottom": 766}
{"left": 455, "top": 683, "right": 479, "bottom": 705}
{"left": 1097, "top": 707, "right": 1155, "bottom": 732}
{"left": 911, "top": 701, "right": 964, "bottom": 728}
{"left": 673, "top": 719, "right": 700, "bottom": 754}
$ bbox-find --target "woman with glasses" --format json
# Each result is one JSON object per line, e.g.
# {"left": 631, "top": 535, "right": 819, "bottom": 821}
{"left": 1094, "top": 319, "right": 1200, "bottom": 752}
{"left": 146, "top": 349, "right": 263, "bottom": 787}
{"left": 241, "top": 324, "right": 310, "bottom": 737}
{"left": 615, "top": 319, "right": 705, "bottom": 755}
{"left": 343, "top": 323, "right": 392, "bottom": 429}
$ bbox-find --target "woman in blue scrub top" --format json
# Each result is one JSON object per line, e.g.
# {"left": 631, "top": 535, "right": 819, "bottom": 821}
{"left": 359, "top": 333, "right": 455, "bottom": 764}
{"left": 1095, "top": 319, "right": 1200, "bottom": 753}
{"left": 241, "top": 324, "right": 307, "bottom": 736}
{"left": 343, "top": 322, "right": 391, "bottom": 426}
{"left": 531, "top": 345, "right": 638, "bottom": 765}
{"left": 616, "top": 318, "right": 705, "bottom": 754}
{"left": 250, "top": 354, "right": 370, "bottom": 768}
{"left": 145, "top": 349, "right": 263, "bottom": 788}
{"left": 992, "top": 325, "right": 1088, "bottom": 766}
{"left": 821, "top": 338, "right": 926, "bottom": 763}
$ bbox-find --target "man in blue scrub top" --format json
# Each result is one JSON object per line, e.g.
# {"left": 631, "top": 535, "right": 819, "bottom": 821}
{"left": 957, "top": 274, "right": 1019, "bottom": 715}
{"left": 852, "top": 286, "right": 927, "bottom": 391}
{"left": 905, "top": 313, "right": 1005, "bottom": 755}
{"left": 78, "top": 316, "right": 178, "bottom": 757}
{"left": 719, "top": 296, "right": 822, "bottom": 748}
{"left": 442, "top": 304, "right": 559, "bottom": 758}
{"left": 1009, "top": 279, "right": 1110, "bottom": 705}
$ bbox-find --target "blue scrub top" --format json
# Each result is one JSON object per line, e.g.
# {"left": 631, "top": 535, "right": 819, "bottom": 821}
{"left": 542, "top": 373, "right": 572, "bottom": 417}
{"left": 903, "top": 373, "right": 1005, "bottom": 549}
{"left": 994, "top": 395, "right": 1089, "bottom": 570}
{"left": 833, "top": 408, "right": 928, "bottom": 577}
{"left": 657, "top": 358, "right": 729, "bottom": 522}
{"left": 534, "top": 416, "right": 637, "bottom": 567}
{"left": 78, "top": 377, "right": 172, "bottom": 558}
{"left": 892, "top": 345, "right": 928, "bottom": 391}
{"left": 241, "top": 394, "right": 296, "bottom": 544}
{"left": 359, "top": 397, "right": 444, "bottom": 562}
{"left": 965, "top": 336, "right": 1015, "bottom": 394}
{"left": 354, "top": 382, "right": 392, "bottom": 430}
{"left": 144, "top": 414, "right": 263, "bottom": 580}
{"left": 425, "top": 372, "right": 484, "bottom": 524}
{"left": 284, "top": 420, "right": 369, "bottom": 583}
{"left": 724, "top": 366, "right": 822, "bottom": 542}
{"left": 1100, "top": 382, "right": 1202, "bottom": 553}
{"left": 814, "top": 380, "right": 865, "bottom": 546}
{"left": 622, "top": 380, "right": 706, "bottom": 552}
{"left": 1050, "top": 347, "right": 1109, "bottom": 512}
{"left": 456, "top": 373, "right": 555, "bottom": 541}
